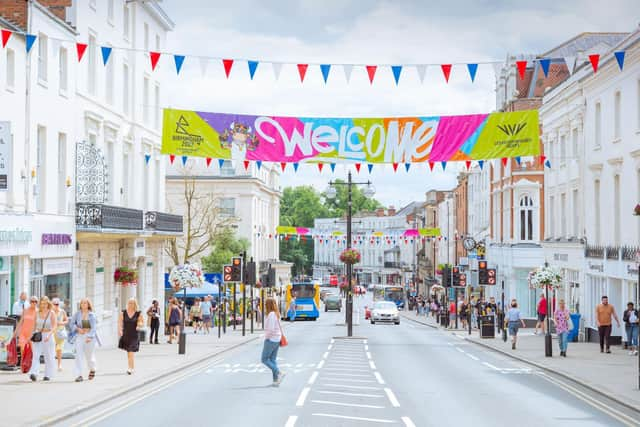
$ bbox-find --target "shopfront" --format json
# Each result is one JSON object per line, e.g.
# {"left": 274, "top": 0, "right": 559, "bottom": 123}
{"left": 0, "top": 256, "right": 12, "bottom": 316}
{"left": 0, "top": 218, "right": 32, "bottom": 316}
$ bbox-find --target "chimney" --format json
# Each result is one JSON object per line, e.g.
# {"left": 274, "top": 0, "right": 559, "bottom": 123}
{"left": 388, "top": 206, "right": 396, "bottom": 216}
{"left": 38, "top": 0, "right": 72, "bottom": 22}
{"left": 375, "top": 208, "right": 385, "bottom": 217}
{"left": 0, "top": 0, "right": 27, "bottom": 30}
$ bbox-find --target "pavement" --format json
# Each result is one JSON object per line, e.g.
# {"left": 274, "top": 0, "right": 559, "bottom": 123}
{"left": 0, "top": 325, "right": 260, "bottom": 427}
{"left": 401, "top": 311, "right": 640, "bottom": 411}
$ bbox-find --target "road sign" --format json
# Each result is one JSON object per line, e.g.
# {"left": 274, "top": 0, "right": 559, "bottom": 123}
{"left": 223, "top": 265, "right": 233, "bottom": 283}
{"left": 487, "top": 268, "right": 497, "bottom": 285}
{"left": 459, "top": 257, "right": 469, "bottom": 266}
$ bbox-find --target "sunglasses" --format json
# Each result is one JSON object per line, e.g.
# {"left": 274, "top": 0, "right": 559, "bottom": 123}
{"left": 53, "top": 303, "right": 59, "bottom": 306}
{"left": 30, "top": 300, "right": 38, "bottom": 303}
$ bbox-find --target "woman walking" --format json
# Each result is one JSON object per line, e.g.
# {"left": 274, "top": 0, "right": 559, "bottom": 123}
{"left": 11, "top": 296, "right": 38, "bottom": 356}
{"left": 506, "top": 299, "right": 526, "bottom": 350}
{"left": 71, "top": 298, "right": 99, "bottom": 382}
{"left": 623, "top": 302, "right": 639, "bottom": 356}
{"left": 119, "top": 298, "right": 144, "bottom": 375}
{"left": 167, "top": 298, "right": 181, "bottom": 344}
{"left": 190, "top": 298, "right": 202, "bottom": 334}
{"left": 28, "top": 296, "right": 57, "bottom": 381}
{"left": 262, "top": 297, "right": 286, "bottom": 386}
{"left": 553, "top": 299, "right": 571, "bottom": 357}
{"left": 52, "top": 298, "right": 68, "bottom": 371}
{"left": 146, "top": 300, "right": 161, "bottom": 344}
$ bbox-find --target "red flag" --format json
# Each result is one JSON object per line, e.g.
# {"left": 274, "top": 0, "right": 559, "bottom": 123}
{"left": 317, "top": 163, "right": 324, "bottom": 172}
{"left": 589, "top": 54, "right": 600, "bottom": 73}
{"left": 1, "top": 29, "right": 11, "bottom": 48}
{"left": 76, "top": 43, "right": 88, "bottom": 62}
{"left": 205, "top": 158, "right": 212, "bottom": 167}
{"left": 516, "top": 60, "right": 527, "bottom": 79}
{"left": 501, "top": 157, "right": 508, "bottom": 167}
{"left": 280, "top": 162, "right": 287, "bottom": 172}
{"left": 297, "top": 64, "right": 308, "bottom": 82}
{"left": 169, "top": 154, "right": 175, "bottom": 164}
{"left": 539, "top": 155, "right": 546, "bottom": 165}
{"left": 366, "top": 65, "right": 377, "bottom": 84}
{"left": 392, "top": 163, "right": 398, "bottom": 172}
{"left": 243, "top": 160, "right": 250, "bottom": 170}
{"left": 150, "top": 51, "right": 161, "bottom": 71}
{"left": 465, "top": 160, "right": 471, "bottom": 170}
{"left": 355, "top": 163, "right": 361, "bottom": 173}
{"left": 428, "top": 161, "right": 434, "bottom": 171}
{"left": 441, "top": 64, "right": 452, "bottom": 83}
{"left": 222, "top": 59, "right": 234, "bottom": 78}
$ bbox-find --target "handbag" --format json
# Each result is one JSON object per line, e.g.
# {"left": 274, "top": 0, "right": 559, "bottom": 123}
{"left": 31, "top": 310, "right": 51, "bottom": 343}
{"left": 278, "top": 319, "right": 288, "bottom": 347}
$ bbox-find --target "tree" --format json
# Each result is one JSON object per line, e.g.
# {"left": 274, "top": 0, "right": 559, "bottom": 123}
{"left": 201, "top": 227, "right": 250, "bottom": 273}
{"left": 322, "top": 179, "right": 383, "bottom": 217}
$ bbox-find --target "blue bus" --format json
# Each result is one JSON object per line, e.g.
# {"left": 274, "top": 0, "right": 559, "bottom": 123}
{"left": 384, "top": 286, "right": 405, "bottom": 309}
{"left": 282, "top": 282, "right": 320, "bottom": 321}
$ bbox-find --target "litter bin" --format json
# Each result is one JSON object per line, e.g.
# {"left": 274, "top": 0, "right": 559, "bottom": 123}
{"left": 567, "top": 313, "right": 580, "bottom": 342}
{"left": 439, "top": 312, "right": 448, "bottom": 327}
{"left": 138, "top": 329, "right": 147, "bottom": 343}
{"left": 479, "top": 314, "right": 496, "bottom": 338}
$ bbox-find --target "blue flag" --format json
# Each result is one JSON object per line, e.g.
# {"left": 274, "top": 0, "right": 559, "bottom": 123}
{"left": 181, "top": 156, "right": 187, "bottom": 166}
{"left": 293, "top": 163, "right": 299, "bottom": 172}
{"left": 174, "top": 55, "right": 185, "bottom": 74}
{"left": 218, "top": 159, "right": 225, "bottom": 168}
{"left": 367, "top": 164, "right": 373, "bottom": 174}
{"left": 404, "top": 163, "right": 411, "bottom": 172}
{"left": 478, "top": 160, "right": 484, "bottom": 170}
{"left": 145, "top": 154, "right": 151, "bottom": 165}
{"left": 540, "top": 58, "right": 550, "bottom": 77}
{"left": 544, "top": 160, "right": 551, "bottom": 168}
{"left": 320, "top": 64, "right": 331, "bottom": 83}
{"left": 614, "top": 51, "right": 625, "bottom": 70}
{"left": 248, "top": 60, "right": 259, "bottom": 80}
{"left": 441, "top": 161, "right": 447, "bottom": 171}
{"left": 330, "top": 163, "right": 336, "bottom": 172}
{"left": 101, "top": 46, "right": 112, "bottom": 65}
{"left": 467, "top": 63, "right": 478, "bottom": 82}
{"left": 391, "top": 65, "right": 403, "bottom": 85}
{"left": 26, "top": 34, "right": 37, "bottom": 53}
{"left": 256, "top": 160, "right": 262, "bottom": 170}
{"left": 515, "top": 156, "right": 521, "bottom": 165}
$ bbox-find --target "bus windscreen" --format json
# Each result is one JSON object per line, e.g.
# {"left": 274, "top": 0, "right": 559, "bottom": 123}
{"left": 292, "top": 284, "right": 315, "bottom": 298}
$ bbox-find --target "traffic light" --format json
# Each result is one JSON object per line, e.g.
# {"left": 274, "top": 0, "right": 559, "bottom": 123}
{"left": 223, "top": 265, "right": 233, "bottom": 283}
{"left": 244, "top": 260, "right": 256, "bottom": 286}
{"left": 268, "top": 267, "right": 276, "bottom": 288}
{"left": 452, "top": 266, "right": 460, "bottom": 287}
{"left": 230, "top": 257, "right": 242, "bottom": 282}
{"left": 478, "top": 260, "right": 488, "bottom": 285}
{"left": 459, "top": 273, "right": 467, "bottom": 287}
{"left": 487, "top": 268, "right": 497, "bottom": 285}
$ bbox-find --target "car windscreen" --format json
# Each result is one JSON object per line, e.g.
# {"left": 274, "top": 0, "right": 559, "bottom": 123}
{"left": 374, "top": 302, "right": 397, "bottom": 310}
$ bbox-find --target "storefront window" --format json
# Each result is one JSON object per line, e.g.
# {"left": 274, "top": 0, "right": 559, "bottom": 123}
{"left": 515, "top": 269, "right": 536, "bottom": 318}
{"left": 45, "top": 273, "right": 71, "bottom": 314}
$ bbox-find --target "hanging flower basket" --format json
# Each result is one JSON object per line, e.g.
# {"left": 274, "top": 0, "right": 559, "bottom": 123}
{"left": 114, "top": 267, "right": 138, "bottom": 286}
{"left": 528, "top": 265, "right": 562, "bottom": 289}
{"left": 633, "top": 204, "right": 640, "bottom": 216}
{"left": 169, "top": 263, "right": 205, "bottom": 291}
{"left": 339, "top": 248, "right": 361, "bottom": 265}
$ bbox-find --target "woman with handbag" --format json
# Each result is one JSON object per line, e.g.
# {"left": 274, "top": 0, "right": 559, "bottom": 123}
{"left": 28, "top": 296, "right": 57, "bottom": 381}
{"left": 553, "top": 299, "right": 571, "bottom": 357}
{"left": 71, "top": 298, "right": 99, "bottom": 382}
{"left": 52, "top": 298, "right": 68, "bottom": 371}
{"left": 146, "top": 300, "right": 161, "bottom": 344}
{"left": 262, "top": 297, "right": 286, "bottom": 387}
{"left": 118, "top": 298, "right": 144, "bottom": 375}
{"left": 167, "top": 298, "right": 181, "bottom": 344}
{"left": 9, "top": 296, "right": 38, "bottom": 356}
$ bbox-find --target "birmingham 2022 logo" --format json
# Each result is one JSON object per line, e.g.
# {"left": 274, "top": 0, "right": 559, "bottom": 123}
{"left": 495, "top": 122, "right": 531, "bottom": 147}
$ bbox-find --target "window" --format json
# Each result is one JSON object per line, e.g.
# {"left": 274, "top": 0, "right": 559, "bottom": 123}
{"left": 560, "top": 193, "right": 566, "bottom": 238}
{"left": 108, "top": 0, "right": 114, "bottom": 24}
{"left": 122, "top": 147, "right": 130, "bottom": 205}
{"left": 154, "top": 155, "right": 161, "bottom": 210}
{"left": 571, "top": 128, "right": 578, "bottom": 159}
{"left": 6, "top": 48, "right": 15, "bottom": 89}
{"left": 637, "top": 79, "right": 640, "bottom": 130}
{"left": 519, "top": 195, "right": 533, "bottom": 241}
{"left": 105, "top": 45, "right": 114, "bottom": 104}
{"left": 572, "top": 189, "right": 579, "bottom": 237}
{"left": 614, "top": 174, "right": 620, "bottom": 245}
{"left": 122, "top": 63, "right": 129, "bottom": 114}
{"left": 88, "top": 34, "right": 96, "bottom": 95}
{"left": 595, "top": 102, "right": 601, "bottom": 148}
{"left": 218, "top": 198, "right": 236, "bottom": 216}
{"left": 58, "top": 47, "right": 68, "bottom": 93}
{"left": 560, "top": 134, "right": 566, "bottom": 165}
{"left": 154, "top": 84, "right": 160, "bottom": 129}
{"left": 123, "top": 4, "right": 130, "bottom": 40}
{"left": 155, "top": 34, "right": 160, "bottom": 51}
{"left": 144, "top": 23, "right": 149, "bottom": 51}
{"left": 594, "top": 180, "right": 601, "bottom": 244}
{"left": 57, "top": 133, "right": 67, "bottom": 214}
{"left": 106, "top": 137, "right": 115, "bottom": 204}
{"left": 36, "top": 126, "right": 46, "bottom": 212}
{"left": 614, "top": 91, "right": 621, "bottom": 140}
{"left": 143, "top": 150, "right": 150, "bottom": 209}
{"left": 548, "top": 196, "right": 555, "bottom": 238}
{"left": 143, "top": 77, "right": 150, "bottom": 125}
{"left": 38, "top": 33, "right": 48, "bottom": 82}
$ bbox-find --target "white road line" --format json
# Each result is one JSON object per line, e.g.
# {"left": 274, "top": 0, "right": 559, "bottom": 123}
{"left": 366, "top": 352, "right": 372, "bottom": 359}
{"left": 365, "top": 345, "right": 369, "bottom": 350}
{"left": 323, "top": 372, "right": 372, "bottom": 377}
{"left": 327, "top": 344, "right": 332, "bottom": 350}
{"left": 329, "top": 356, "right": 364, "bottom": 361}
{"left": 465, "top": 353, "right": 480, "bottom": 361}
{"left": 323, "top": 378, "right": 377, "bottom": 383}
{"left": 284, "top": 415, "right": 297, "bottom": 427}
{"left": 385, "top": 388, "right": 400, "bottom": 407}
{"left": 330, "top": 339, "right": 335, "bottom": 343}
{"left": 322, "top": 383, "right": 381, "bottom": 390}
{"left": 369, "top": 360, "right": 377, "bottom": 369}
{"left": 323, "top": 367, "right": 370, "bottom": 372}
{"left": 374, "top": 372, "right": 385, "bottom": 384}
{"left": 482, "top": 362, "right": 500, "bottom": 371}
{"left": 406, "top": 323, "right": 415, "bottom": 328}
{"left": 402, "top": 416, "right": 417, "bottom": 427}
{"left": 311, "top": 400, "right": 385, "bottom": 409}
{"left": 296, "top": 387, "right": 311, "bottom": 407}
{"left": 308, "top": 371, "right": 319, "bottom": 385}
{"left": 312, "top": 413, "right": 395, "bottom": 424}
{"left": 456, "top": 347, "right": 465, "bottom": 353}
{"left": 317, "top": 390, "right": 384, "bottom": 398}
{"left": 316, "top": 360, "right": 325, "bottom": 369}
{"left": 322, "top": 352, "right": 329, "bottom": 359}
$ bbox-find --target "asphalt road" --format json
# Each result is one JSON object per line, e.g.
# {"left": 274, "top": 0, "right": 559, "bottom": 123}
{"left": 62, "top": 294, "right": 638, "bottom": 427}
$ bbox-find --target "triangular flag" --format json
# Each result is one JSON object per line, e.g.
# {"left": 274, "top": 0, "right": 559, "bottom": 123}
{"left": 441, "top": 64, "right": 452, "bottom": 83}
{"left": 25, "top": 34, "right": 36, "bottom": 53}
{"left": 478, "top": 160, "right": 484, "bottom": 170}
{"left": 320, "top": 64, "right": 331, "bottom": 83}
{"left": 539, "top": 155, "right": 546, "bottom": 165}
{"left": 365, "top": 65, "right": 377, "bottom": 84}
{"left": 428, "top": 161, "right": 434, "bottom": 171}
{"left": 355, "top": 163, "right": 361, "bottom": 173}
{"left": 293, "top": 163, "right": 299, "bottom": 172}
{"left": 205, "top": 158, "right": 212, "bottom": 167}
{"left": 144, "top": 154, "right": 151, "bottom": 165}
{"left": 539, "top": 58, "right": 550, "bottom": 78}
{"left": 343, "top": 64, "right": 354, "bottom": 83}
{"left": 515, "top": 156, "right": 521, "bottom": 166}
{"left": 614, "top": 51, "right": 625, "bottom": 71}
{"left": 169, "top": 154, "right": 176, "bottom": 164}
{"left": 280, "top": 162, "right": 287, "bottom": 172}
{"left": 218, "top": 159, "right": 225, "bottom": 168}
{"left": 76, "top": 43, "right": 88, "bottom": 62}
{"left": 329, "top": 163, "right": 336, "bottom": 172}
{"left": 150, "top": 51, "right": 161, "bottom": 71}
{"left": 181, "top": 156, "right": 188, "bottom": 166}
{"left": 588, "top": 54, "right": 600, "bottom": 73}
{"left": 465, "top": 160, "right": 471, "bottom": 170}
{"left": 199, "top": 57, "right": 209, "bottom": 77}
{"left": 297, "top": 64, "right": 308, "bottom": 82}
{"left": 101, "top": 46, "right": 112, "bottom": 65}
{"left": 416, "top": 64, "right": 427, "bottom": 84}
{"left": 222, "top": 59, "right": 234, "bottom": 78}
{"left": 392, "top": 163, "right": 398, "bottom": 172}
{"left": 501, "top": 157, "right": 508, "bottom": 167}
{"left": 467, "top": 63, "right": 478, "bottom": 82}
{"left": 367, "top": 164, "right": 373, "bottom": 173}
{"left": 516, "top": 60, "right": 527, "bottom": 79}
{"left": 272, "top": 63, "right": 283, "bottom": 81}
{"left": 174, "top": 55, "right": 185, "bottom": 74}
{"left": 404, "top": 163, "right": 411, "bottom": 172}
{"left": 248, "top": 60, "right": 259, "bottom": 80}
{"left": 317, "top": 163, "right": 324, "bottom": 172}
{"left": 441, "top": 161, "right": 447, "bottom": 171}
{"left": 564, "top": 56, "right": 576, "bottom": 75}
{"left": 544, "top": 160, "right": 551, "bottom": 168}
{"left": 243, "top": 160, "right": 250, "bottom": 170}
{"left": 1, "top": 29, "right": 11, "bottom": 48}
{"left": 256, "top": 160, "right": 262, "bottom": 170}
{"left": 391, "top": 65, "right": 402, "bottom": 85}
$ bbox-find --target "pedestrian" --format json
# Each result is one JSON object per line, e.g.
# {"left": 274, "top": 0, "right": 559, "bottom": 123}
{"left": 287, "top": 295, "right": 297, "bottom": 322}
{"left": 459, "top": 299, "right": 468, "bottom": 329}
{"left": 448, "top": 299, "right": 456, "bottom": 329}
{"left": 486, "top": 297, "right": 498, "bottom": 315}
{"left": 200, "top": 295, "right": 212, "bottom": 334}
{"left": 623, "top": 302, "right": 639, "bottom": 356}
{"left": 12, "top": 292, "right": 28, "bottom": 317}
{"left": 190, "top": 297, "right": 202, "bottom": 333}
{"left": 28, "top": 296, "right": 57, "bottom": 381}
{"left": 535, "top": 293, "right": 547, "bottom": 335}
{"left": 70, "top": 298, "right": 99, "bottom": 382}
{"left": 52, "top": 298, "right": 68, "bottom": 371}
{"left": 11, "top": 296, "right": 38, "bottom": 355}
{"left": 470, "top": 297, "right": 478, "bottom": 329}
{"left": 506, "top": 299, "right": 526, "bottom": 350}
{"left": 262, "top": 297, "right": 286, "bottom": 386}
{"left": 118, "top": 298, "right": 144, "bottom": 375}
{"left": 146, "top": 300, "right": 161, "bottom": 344}
{"left": 595, "top": 296, "right": 621, "bottom": 354}
{"left": 553, "top": 299, "right": 571, "bottom": 357}
{"left": 167, "top": 298, "right": 181, "bottom": 344}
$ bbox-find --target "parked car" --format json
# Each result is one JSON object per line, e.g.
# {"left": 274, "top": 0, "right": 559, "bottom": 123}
{"left": 324, "top": 295, "right": 342, "bottom": 312}
{"left": 321, "top": 289, "right": 337, "bottom": 302}
{"left": 370, "top": 301, "right": 400, "bottom": 325}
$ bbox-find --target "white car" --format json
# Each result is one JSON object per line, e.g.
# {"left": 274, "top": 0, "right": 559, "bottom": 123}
{"left": 370, "top": 301, "right": 400, "bottom": 325}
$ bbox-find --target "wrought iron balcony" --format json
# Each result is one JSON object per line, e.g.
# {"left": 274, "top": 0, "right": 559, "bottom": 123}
{"left": 606, "top": 246, "right": 620, "bottom": 260}
{"left": 621, "top": 246, "right": 640, "bottom": 261}
{"left": 145, "top": 211, "right": 183, "bottom": 233}
{"left": 384, "top": 261, "right": 402, "bottom": 269}
{"left": 584, "top": 245, "right": 605, "bottom": 259}
{"left": 76, "top": 204, "right": 144, "bottom": 232}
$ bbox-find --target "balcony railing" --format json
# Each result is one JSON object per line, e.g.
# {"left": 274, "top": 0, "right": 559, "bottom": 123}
{"left": 384, "top": 262, "right": 402, "bottom": 269}
{"left": 145, "top": 211, "right": 183, "bottom": 233}
{"left": 621, "top": 246, "right": 640, "bottom": 261}
{"left": 606, "top": 246, "right": 620, "bottom": 260}
{"left": 76, "top": 204, "right": 144, "bottom": 231}
{"left": 584, "top": 245, "right": 605, "bottom": 258}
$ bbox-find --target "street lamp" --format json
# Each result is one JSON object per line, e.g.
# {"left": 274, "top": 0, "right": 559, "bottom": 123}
{"left": 544, "top": 260, "right": 553, "bottom": 357}
{"left": 325, "top": 171, "right": 375, "bottom": 337}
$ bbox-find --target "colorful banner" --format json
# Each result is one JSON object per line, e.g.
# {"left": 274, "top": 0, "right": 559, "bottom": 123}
{"left": 274, "top": 227, "right": 440, "bottom": 237}
{"left": 162, "top": 109, "right": 539, "bottom": 163}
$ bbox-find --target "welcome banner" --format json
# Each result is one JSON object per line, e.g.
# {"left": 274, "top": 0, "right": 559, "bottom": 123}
{"left": 162, "top": 108, "right": 539, "bottom": 163}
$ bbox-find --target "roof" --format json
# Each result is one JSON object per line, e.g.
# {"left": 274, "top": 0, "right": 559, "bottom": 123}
{"left": 395, "top": 201, "right": 424, "bottom": 217}
{"left": 541, "top": 32, "right": 629, "bottom": 58}
{"left": 0, "top": 16, "right": 22, "bottom": 32}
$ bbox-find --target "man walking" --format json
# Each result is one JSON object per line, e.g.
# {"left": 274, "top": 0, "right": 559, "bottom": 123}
{"left": 535, "top": 293, "right": 547, "bottom": 335}
{"left": 200, "top": 295, "right": 212, "bottom": 334}
{"left": 596, "top": 296, "right": 621, "bottom": 353}
{"left": 11, "top": 292, "right": 28, "bottom": 317}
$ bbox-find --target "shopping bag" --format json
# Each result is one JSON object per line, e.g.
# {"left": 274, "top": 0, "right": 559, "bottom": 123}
{"left": 6, "top": 339, "right": 17, "bottom": 366}
{"left": 21, "top": 342, "right": 33, "bottom": 373}
{"left": 279, "top": 334, "right": 288, "bottom": 348}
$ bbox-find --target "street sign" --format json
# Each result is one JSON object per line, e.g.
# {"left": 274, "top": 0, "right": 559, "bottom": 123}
{"left": 223, "top": 265, "right": 233, "bottom": 283}
{"left": 459, "top": 257, "right": 469, "bottom": 266}
{"left": 487, "top": 268, "right": 497, "bottom": 285}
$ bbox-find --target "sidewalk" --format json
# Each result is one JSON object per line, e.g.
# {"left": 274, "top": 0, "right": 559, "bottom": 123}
{"left": 1, "top": 327, "right": 261, "bottom": 427}
{"left": 402, "top": 311, "right": 640, "bottom": 410}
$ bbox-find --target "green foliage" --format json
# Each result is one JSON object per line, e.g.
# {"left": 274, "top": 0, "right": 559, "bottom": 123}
{"left": 201, "top": 227, "right": 250, "bottom": 273}
{"left": 322, "top": 179, "right": 382, "bottom": 217}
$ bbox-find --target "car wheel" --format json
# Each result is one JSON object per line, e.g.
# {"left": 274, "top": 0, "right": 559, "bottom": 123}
{"left": 370, "top": 320, "right": 375, "bottom": 324}
{"left": 395, "top": 321, "right": 400, "bottom": 325}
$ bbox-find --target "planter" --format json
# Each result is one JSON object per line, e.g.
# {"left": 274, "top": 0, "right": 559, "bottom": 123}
{"left": 339, "top": 249, "right": 361, "bottom": 265}
{"left": 114, "top": 267, "right": 138, "bottom": 285}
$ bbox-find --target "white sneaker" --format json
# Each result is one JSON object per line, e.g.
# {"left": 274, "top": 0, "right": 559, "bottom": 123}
{"left": 634, "top": 350, "right": 638, "bottom": 356}
{"left": 630, "top": 351, "right": 634, "bottom": 356}
{"left": 275, "top": 372, "right": 286, "bottom": 385}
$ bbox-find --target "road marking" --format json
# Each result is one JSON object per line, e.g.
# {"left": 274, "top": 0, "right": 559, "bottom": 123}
{"left": 312, "top": 413, "right": 395, "bottom": 423}
{"left": 284, "top": 415, "right": 297, "bottom": 427}
{"left": 322, "top": 352, "right": 329, "bottom": 359}
{"left": 316, "top": 360, "right": 325, "bottom": 369}
{"left": 465, "top": 353, "right": 480, "bottom": 361}
{"left": 456, "top": 347, "right": 465, "bottom": 353}
{"left": 296, "top": 387, "right": 311, "bottom": 407}
{"left": 327, "top": 344, "right": 332, "bottom": 350}
{"left": 365, "top": 345, "right": 369, "bottom": 350}
{"left": 366, "top": 352, "right": 372, "bottom": 359}
{"left": 369, "top": 360, "right": 377, "bottom": 369}
{"left": 311, "top": 400, "right": 385, "bottom": 409}
{"left": 308, "top": 371, "right": 319, "bottom": 384}
{"left": 322, "top": 383, "right": 381, "bottom": 390}
{"left": 324, "top": 367, "right": 370, "bottom": 372}
{"left": 385, "top": 388, "right": 400, "bottom": 407}
{"left": 406, "top": 323, "right": 415, "bottom": 328}
{"left": 330, "top": 339, "right": 335, "bottom": 343}
{"left": 402, "top": 416, "right": 417, "bottom": 427}
{"left": 482, "top": 362, "right": 500, "bottom": 371}
{"left": 324, "top": 372, "right": 372, "bottom": 377}
{"left": 205, "top": 369, "right": 213, "bottom": 374}
{"left": 330, "top": 356, "right": 364, "bottom": 361}
{"left": 374, "top": 372, "right": 385, "bottom": 384}
{"left": 317, "top": 390, "right": 384, "bottom": 398}
{"left": 323, "top": 377, "right": 377, "bottom": 383}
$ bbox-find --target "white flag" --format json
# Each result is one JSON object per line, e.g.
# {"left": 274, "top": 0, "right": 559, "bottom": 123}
{"left": 564, "top": 56, "right": 576, "bottom": 75}
{"left": 272, "top": 62, "right": 283, "bottom": 81}
{"left": 199, "top": 57, "right": 209, "bottom": 77}
{"left": 415, "top": 64, "right": 427, "bottom": 84}
{"left": 343, "top": 64, "right": 354, "bottom": 83}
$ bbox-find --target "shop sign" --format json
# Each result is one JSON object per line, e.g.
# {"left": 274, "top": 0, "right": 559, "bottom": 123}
{"left": 41, "top": 233, "right": 72, "bottom": 245}
{"left": 0, "top": 228, "right": 32, "bottom": 243}
{"left": 553, "top": 253, "right": 568, "bottom": 262}
{"left": 626, "top": 265, "right": 639, "bottom": 276}
{"left": 588, "top": 262, "right": 604, "bottom": 272}
{"left": 0, "top": 121, "right": 10, "bottom": 191}
{"left": 42, "top": 258, "right": 73, "bottom": 276}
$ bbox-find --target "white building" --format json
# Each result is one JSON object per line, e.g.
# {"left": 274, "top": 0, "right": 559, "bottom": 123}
{"left": 467, "top": 166, "right": 490, "bottom": 244}
{"left": 436, "top": 195, "right": 455, "bottom": 276}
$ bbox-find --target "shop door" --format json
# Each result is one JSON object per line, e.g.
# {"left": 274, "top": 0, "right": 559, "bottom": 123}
{"left": 0, "top": 275, "right": 9, "bottom": 316}
{"left": 30, "top": 277, "right": 44, "bottom": 299}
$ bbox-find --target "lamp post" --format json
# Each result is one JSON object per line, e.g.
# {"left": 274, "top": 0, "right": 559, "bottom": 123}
{"left": 544, "top": 261, "right": 553, "bottom": 357}
{"left": 326, "top": 171, "right": 375, "bottom": 337}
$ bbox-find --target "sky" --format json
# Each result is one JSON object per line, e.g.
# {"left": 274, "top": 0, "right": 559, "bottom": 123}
{"left": 161, "top": 0, "right": 637, "bottom": 208}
